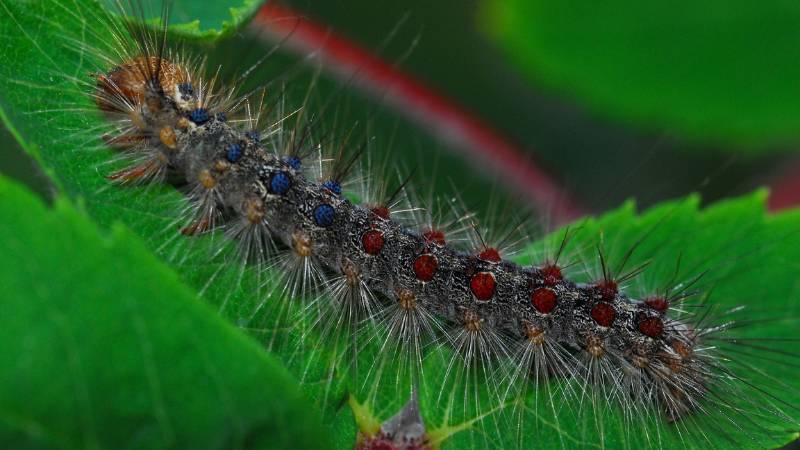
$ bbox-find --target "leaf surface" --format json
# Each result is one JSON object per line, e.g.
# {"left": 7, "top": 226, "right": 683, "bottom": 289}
{"left": 0, "top": 174, "right": 329, "bottom": 450}
{"left": 482, "top": 0, "right": 800, "bottom": 150}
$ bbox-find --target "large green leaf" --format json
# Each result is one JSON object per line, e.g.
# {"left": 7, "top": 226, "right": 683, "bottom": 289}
{"left": 481, "top": 0, "right": 800, "bottom": 150}
{"left": 0, "top": 174, "right": 329, "bottom": 450}
{"left": 1, "top": 0, "right": 799, "bottom": 449}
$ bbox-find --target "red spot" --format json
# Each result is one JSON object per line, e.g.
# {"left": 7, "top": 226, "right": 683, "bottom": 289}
{"left": 413, "top": 254, "right": 438, "bottom": 281}
{"left": 591, "top": 303, "right": 616, "bottom": 327}
{"left": 596, "top": 280, "right": 618, "bottom": 300}
{"left": 470, "top": 272, "right": 496, "bottom": 301}
{"left": 540, "top": 264, "right": 562, "bottom": 286}
{"left": 531, "top": 288, "right": 557, "bottom": 314}
{"left": 478, "top": 247, "right": 501, "bottom": 262}
{"left": 638, "top": 316, "right": 664, "bottom": 338}
{"left": 362, "top": 230, "right": 384, "bottom": 255}
{"left": 644, "top": 296, "right": 669, "bottom": 312}
{"left": 371, "top": 205, "right": 390, "bottom": 219}
{"left": 423, "top": 229, "right": 446, "bottom": 246}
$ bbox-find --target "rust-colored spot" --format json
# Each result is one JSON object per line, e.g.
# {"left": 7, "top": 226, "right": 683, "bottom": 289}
{"left": 422, "top": 229, "right": 446, "bottom": 246}
{"left": 596, "top": 280, "right": 618, "bottom": 300}
{"left": 292, "top": 231, "right": 313, "bottom": 257}
{"left": 198, "top": 169, "right": 216, "bottom": 189}
{"left": 470, "top": 272, "right": 496, "bottom": 301}
{"left": 159, "top": 126, "right": 177, "bottom": 149}
{"left": 413, "top": 254, "right": 438, "bottom": 282}
{"left": 664, "top": 354, "right": 684, "bottom": 374}
{"left": 370, "top": 205, "right": 390, "bottom": 220}
{"left": 463, "top": 310, "right": 482, "bottom": 332}
{"left": 644, "top": 296, "right": 669, "bottom": 312}
{"left": 638, "top": 316, "right": 664, "bottom": 338}
{"left": 590, "top": 302, "right": 616, "bottom": 327}
{"left": 478, "top": 247, "right": 501, "bottom": 263}
{"left": 672, "top": 340, "right": 693, "bottom": 359}
{"left": 586, "top": 335, "right": 605, "bottom": 358}
{"left": 540, "top": 264, "right": 562, "bottom": 286}
{"left": 396, "top": 288, "right": 416, "bottom": 310}
{"left": 523, "top": 322, "right": 546, "bottom": 345}
{"left": 177, "top": 117, "right": 190, "bottom": 130}
{"left": 361, "top": 230, "right": 385, "bottom": 255}
{"left": 342, "top": 260, "right": 360, "bottom": 286}
{"left": 531, "top": 287, "right": 557, "bottom": 314}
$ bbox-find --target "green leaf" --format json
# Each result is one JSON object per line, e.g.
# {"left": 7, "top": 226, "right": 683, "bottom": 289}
{"left": 2, "top": 0, "right": 799, "bottom": 449}
{"left": 170, "top": 0, "right": 262, "bottom": 39}
{"left": 0, "top": 174, "right": 329, "bottom": 450}
{"left": 481, "top": 0, "right": 800, "bottom": 150}
{"left": 100, "top": 0, "right": 264, "bottom": 40}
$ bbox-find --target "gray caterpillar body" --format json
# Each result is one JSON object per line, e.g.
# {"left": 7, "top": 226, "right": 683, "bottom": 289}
{"left": 94, "top": 54, "right": 704, "bottom": 423}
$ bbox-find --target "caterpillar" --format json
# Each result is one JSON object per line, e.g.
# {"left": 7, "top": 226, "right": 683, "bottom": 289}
{"left": 2, "top": 1, "right": 799, "bottom": 449}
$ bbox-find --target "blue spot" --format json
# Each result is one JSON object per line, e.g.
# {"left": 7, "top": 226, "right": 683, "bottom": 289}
{"left": 322, "top": 180, "right": 342, "bottom": 196}
{"left": 246, "top": 130, "right": 261, "bottom": 144}
{"left": 189, "top": 108, "right": 210, "bottom": 125}
{"left": 313, "top": 204, "right": 335, "bottom": 227}
{"left": 270, "top": 171, "right": 291, "bottom": 195}
{"left": 226, "top": 143, "right": 243, "bottom": 163}
{"left": 216, "top": 112, "right": 227, "bottom": 122}
{"left": 178, "top": 83, "right": 194, "bottom": 96}
{"left": 284, "top": 156, "right": 301, "bottom": 170}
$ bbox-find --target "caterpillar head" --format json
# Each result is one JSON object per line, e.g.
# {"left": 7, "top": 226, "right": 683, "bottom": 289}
{"left": 94, "top": 56, "right": 190, "bottom": 113}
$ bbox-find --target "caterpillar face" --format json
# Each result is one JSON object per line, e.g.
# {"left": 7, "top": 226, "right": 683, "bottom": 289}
{"left": 95, "top": 56, "right": 191, "bottom": 112}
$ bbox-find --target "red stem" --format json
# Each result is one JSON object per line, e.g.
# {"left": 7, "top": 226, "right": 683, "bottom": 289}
{"left": 767, "top": 159, "right": 800, "bottom": 211}
{"left": 250, "top": 3, "right": 584, "bottom": 224}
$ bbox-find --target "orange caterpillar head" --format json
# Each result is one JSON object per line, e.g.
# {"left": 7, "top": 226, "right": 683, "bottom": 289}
{"left": 94, "top": 56, "right": 191, "bottom": 113}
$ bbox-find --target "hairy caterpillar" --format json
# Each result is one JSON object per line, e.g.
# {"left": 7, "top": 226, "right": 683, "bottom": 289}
{"left": 1, "top": 1, "right": 798, "bottom": 449}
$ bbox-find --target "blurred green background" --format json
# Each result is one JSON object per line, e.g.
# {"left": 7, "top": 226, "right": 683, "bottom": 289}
{"left": 4, "top": 0, "right": 800, "bottom": 214}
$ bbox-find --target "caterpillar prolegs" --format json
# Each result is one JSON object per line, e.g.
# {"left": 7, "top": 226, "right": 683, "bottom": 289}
{"left": 14, "top": 0, "right": 800, "bottom": 448}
